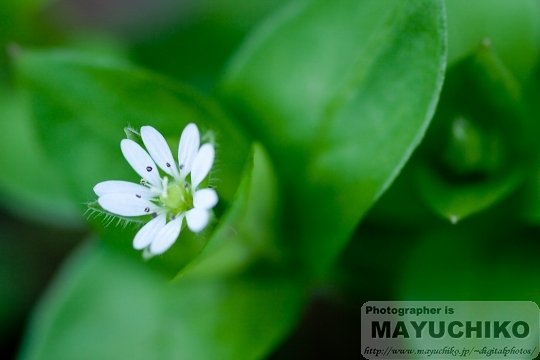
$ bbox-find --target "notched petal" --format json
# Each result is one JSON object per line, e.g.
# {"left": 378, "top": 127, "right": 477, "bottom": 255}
{"left": 98, "top": 193, "right": 160, "bottom": 217}
{"left": 191, "top": 143, "right": 215, "bottom": 189}
{"left": 186, "top": 208, "right": 210, "bottom": 232}
{"left": 149, "top": 216, "right": 183, "bottom": 254}
{"left": 193, "top": 188, "right": 218, "bottom": 210}
{"left": 93, "top": 180, "right": 156, "bottom": 198}
{"left": 133, "top": 214, "right": 166, "bottom": 250}
{"left": 178, "top": 123, "right": 200, "bottom": 178}
{"left": 121, "top": 139, "right": 162, "bottom": 187}
{"left": 141, "top": 126, "right": 179, "bottom": 179}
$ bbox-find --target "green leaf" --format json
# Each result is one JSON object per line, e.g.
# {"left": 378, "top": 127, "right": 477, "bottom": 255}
{"left": 0, "top": 89, "right": 82, "bottom": 226}
{"left": 180, "top": 142, "right": 282, "bottom": 279}
{"left": 446, "top": 0, "right": 540, "bottom": 82}
{"left": 412, "top": 44, "right": 530, "bottom": 222}
{"left": 15, "top": 49, "right": 251, "bottom": 206}
{"left": 131, "top": 0, "right": 287, "bottom": 92}
{"left": 18, "top": 241, "right": 306, "bottom": 360}
{"left": 397, "top": 221, "right": 540, "bottom": 302}
{"left": 218, "top": 0, "right": 447, "bottom": 276}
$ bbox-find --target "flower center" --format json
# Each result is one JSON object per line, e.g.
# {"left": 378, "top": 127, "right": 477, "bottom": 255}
{"left": 160, "top": 181, "right": 192, "bottom": 214}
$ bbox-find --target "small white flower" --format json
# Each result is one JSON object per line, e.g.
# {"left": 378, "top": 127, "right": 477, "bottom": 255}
{"left": 93, "top": 123, "right": 217, "bottom": 256}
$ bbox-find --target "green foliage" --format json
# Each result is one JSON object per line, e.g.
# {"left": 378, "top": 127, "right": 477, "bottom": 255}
{"left": 218, "top": 0, "right": 447, "bottom": 277}
{"left": 412, "top": 43, "right": 532, "bottom": 222}
{"left": 3, "top": 0, "right": 540, "bottom": 359}
{"left": 18, "top": 242, "right": 305, "bottom": 360}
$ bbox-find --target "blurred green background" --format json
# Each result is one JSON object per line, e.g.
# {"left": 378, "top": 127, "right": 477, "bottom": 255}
{"left": 2, "top": 0, "right": 540, "bottom": 359}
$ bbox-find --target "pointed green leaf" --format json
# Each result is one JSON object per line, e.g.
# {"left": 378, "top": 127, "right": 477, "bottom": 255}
{"left": 180, "top": 143, "right": 281, "bottom": 279}
{"left": 446, "top": 0, "right": 540, "bottom": 82}
{"left": 18, "top": 242, "right": 305, "bottom": 360}
{"left": 413, "top": 44, "right": 530, "bottom": 222}
{"left": 218, "top": 0, "right": 447, "bottom": 276}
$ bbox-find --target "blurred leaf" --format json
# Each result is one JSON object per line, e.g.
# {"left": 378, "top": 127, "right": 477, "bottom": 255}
{"left": 218, "top": 0, "right": 447, "bottom": 277}
{"left": 131, "top": 0, "right": 287, "bottom": 92}
{"left": 15, "top": 49, "right": 251, "bottom": 206}
{"left": 181, "top": 143, "right": 281, "bottom": 279}
{"left": 19, "top": 241, "right": 305, "bottom": 360}
{"left": 510, "top": 63, "right": 540, "bottom": 224}
{"left": 0, "top": 89, "right": 82, "bottom": 226}
{"left": 413, "top": 44, "right": 530, "bottom": 222}
{"left": 397, "top": 222, "right": 540, "bottom": 302}
{"left": 446, "top": 0, "right": 540, "bottom": 82}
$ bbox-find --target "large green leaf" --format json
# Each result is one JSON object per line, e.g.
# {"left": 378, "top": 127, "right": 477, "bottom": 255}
{"left": 18, "top": 241, "right": 306, "bottom": 360}
{"left": 0, "top": 89, "right": 81, "bottom": 226}
{"left": 218, "top": 0, "right": 447, "bottom": 276}
{"left": 180, "top": 143, "right": 282, "bottom": 279}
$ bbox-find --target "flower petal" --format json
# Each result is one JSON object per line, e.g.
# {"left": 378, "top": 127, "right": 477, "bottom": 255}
{"left": 141, "top": 126, "right": 179, "bottom": 179}
{"left": 98, "top": 193, "right": 160, "bottom": 217}
{"left": 193, "top": 188, "right": 218, "bottom": 210}
{"left": 133, "top": 214, "right": 166, "bottom": 250}
{"left": 186, "top": 208, "right": 210, "bottom": 232}
{"left": 93, "top": 180, "right": 157, "bottom": 198}
{"left": 178, "top": 123, "right": 200, "bottom": 179}
{"left": 190, "top": 143, "right": 214, "bottom": 189}
{"left": 121, "top": 139, "right": 162, "bottom": 187}
{"left": 149, "top": 216, "right": 183, "bottom": 255}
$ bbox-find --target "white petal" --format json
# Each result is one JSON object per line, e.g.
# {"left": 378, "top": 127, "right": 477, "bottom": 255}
{"left": 178, "top": 123, "right": 200, "bottom": 179}
{"left": 133, "top": 214, "right": 166, "bottom": 250}
{"left": 190, "top": 143, "right": 214, "bottom": 189}
{"left": 98, "top": 193, "right": 160, "bottom": 217}
{"left": 93, "top": 180, "right": 157, "bottom": 198}
{"left": 121, "top": 139, "right": 162, "bottom": 187}
{"left": 193, "top": 188, "right": 218, "bottom": 210}
{"left": 149, "top": 216, "right": 183, "bottom": 254}
{"left": 186, "top": 208, "right": 210, "bottom": 232}
{"left": 141, "top": 126, "right": 179, "bottom": 179}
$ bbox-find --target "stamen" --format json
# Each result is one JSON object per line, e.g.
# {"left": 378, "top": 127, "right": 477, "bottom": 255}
{"left": 161, "top": 177, "right": 169, "bottom": 199}
{"left": 166, "top": 162, "right": 171, "bottom": 167}
{"left": 151, "top": 213, "right": 157, "bottom": 219}
{"left": 146, "top": 166, "right": 152, "bottom": 172}
{"left": 180, "top": 164, "right": 184, "bottom": 170}
{"left": 144, "top": 207, "right": 150, "bottom": 213}
{"left": 136, "top": 194, "right": 141, "bottom": 198}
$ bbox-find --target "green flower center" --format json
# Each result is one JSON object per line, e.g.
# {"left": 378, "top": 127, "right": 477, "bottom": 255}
{"left": 160, "top": 181, "right": 192, "bottom": 214}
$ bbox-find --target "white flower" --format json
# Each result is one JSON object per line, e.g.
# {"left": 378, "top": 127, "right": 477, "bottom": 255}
{"left": 93, "top": 123, "right": 217, "bottom": 256}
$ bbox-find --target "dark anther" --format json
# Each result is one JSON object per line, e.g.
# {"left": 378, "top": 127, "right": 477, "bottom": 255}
{"left": 179, "top": 164, "right": 184, "bottom": 170}
{"left": 136, "top": 194, "right": 141, "bottom": 198}
{"left": 151, "top": 213, "right": 157, "bottom": 219}
{"left": 166, "top": 162, "right": 171, "bottom": 167}
{"left": 146, "top": 166, "right": 152, "bottom": 172}
{"left": 184, "top": 183, "right": 188, "bottom": 189}
{"left": 144, "top": 207, "right": 150, "bottom": 213}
